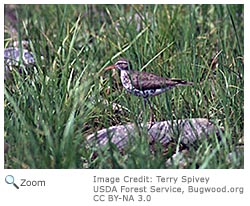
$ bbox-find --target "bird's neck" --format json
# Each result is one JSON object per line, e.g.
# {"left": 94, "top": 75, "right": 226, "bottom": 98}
{"left": 120, "top": 69, "right": 130, "bottom": 77}
{"left": 120, "top": 70, "right": 133, "bottom": 90}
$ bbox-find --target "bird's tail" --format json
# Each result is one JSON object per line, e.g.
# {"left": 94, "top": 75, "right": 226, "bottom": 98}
{"left": 170, "top": 79, "right": 194, "bottom": 86}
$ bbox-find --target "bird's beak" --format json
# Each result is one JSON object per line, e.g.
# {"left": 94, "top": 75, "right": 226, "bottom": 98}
{"left": 104, "top": 65, "right": 117, "bottom": 71}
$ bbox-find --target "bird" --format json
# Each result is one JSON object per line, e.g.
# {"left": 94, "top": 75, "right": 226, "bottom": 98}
{"left": 105, "top": 58, "right": 193, "bottom": 124}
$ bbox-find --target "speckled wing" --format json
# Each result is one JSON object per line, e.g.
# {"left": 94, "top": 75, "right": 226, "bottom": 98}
{"left": 130, "top": 71, "right": 193, "bottom": 90}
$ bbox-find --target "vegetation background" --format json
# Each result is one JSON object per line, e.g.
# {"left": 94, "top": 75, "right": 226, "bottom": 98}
{"left": 4, "top": 4, "right": 243, "bottom": 168}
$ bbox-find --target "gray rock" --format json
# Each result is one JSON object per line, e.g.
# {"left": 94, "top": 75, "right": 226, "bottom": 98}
{"left": 86, "top": 118, "right": 222, "bottom": 151}
{"left": 4, "top": 47, "right": 35, "bottom": 79}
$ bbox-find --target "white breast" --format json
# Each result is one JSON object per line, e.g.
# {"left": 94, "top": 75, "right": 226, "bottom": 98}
{"left": 120, "top": 70, "right": 133, "bottom": 91}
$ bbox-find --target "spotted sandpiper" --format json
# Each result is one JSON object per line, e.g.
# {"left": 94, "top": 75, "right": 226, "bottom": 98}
{"left": 105, "top": 58, "right": 193, "bottom": 123}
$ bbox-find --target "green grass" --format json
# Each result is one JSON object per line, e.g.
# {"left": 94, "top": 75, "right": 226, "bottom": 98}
{"left": 4, "top": 4, "right": 243, "bottom": 169}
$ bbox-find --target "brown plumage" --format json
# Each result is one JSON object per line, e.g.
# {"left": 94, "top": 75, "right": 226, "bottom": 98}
{"left": 129, "top": 70, "right": 193, "bottom": 91}
{"left": 105, "top": 58, "right": 193, "bottom": 93}
{"left": 104, "top": 58, "right": 193, "bottom": 125}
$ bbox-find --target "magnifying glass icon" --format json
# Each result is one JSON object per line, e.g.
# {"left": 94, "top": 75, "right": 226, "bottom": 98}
{"left": 5, "top": 175, "right": 19, "bottom": 189}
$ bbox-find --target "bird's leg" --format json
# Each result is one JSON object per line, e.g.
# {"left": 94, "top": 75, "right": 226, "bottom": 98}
{"left": 137, "top": 98, "right": 146, "bottom": 123}
{"left": 145, "top": 98, "right": 155, "bottom": 129}
{"left": 143, "top": 98, "right": 147, "bottom": 110}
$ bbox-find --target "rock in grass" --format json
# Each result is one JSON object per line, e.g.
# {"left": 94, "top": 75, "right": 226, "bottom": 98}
{"left": 86, "top": 118, "right": 222, "bottom": 152}
{"left": 4, "top": 46, "right": 35, "bottom": 80}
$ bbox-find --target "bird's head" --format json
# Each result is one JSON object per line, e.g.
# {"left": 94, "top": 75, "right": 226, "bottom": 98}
{"left": 104, "top": 58, "right": 133, "bottom": 71}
